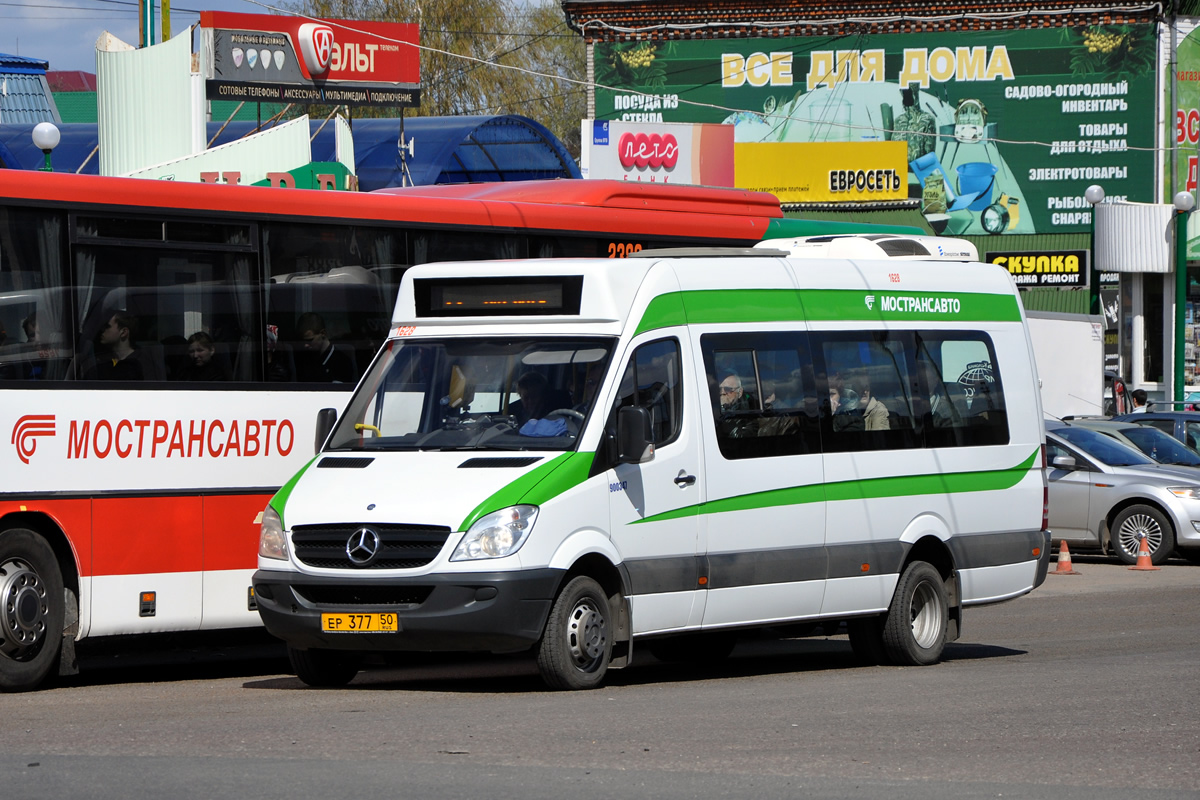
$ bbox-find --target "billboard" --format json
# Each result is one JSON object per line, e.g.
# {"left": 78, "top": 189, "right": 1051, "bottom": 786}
{"left": 595, "top": 26, "right": 1157, "bottom": 235}
{"left": 580, "top": 120, "right": 734, "bottom": 185}
{"left": 200, "top": 12, "right": 420, "bottom": 108}
{"left": 735, "top": 141, "right": 906, "bottom": 203}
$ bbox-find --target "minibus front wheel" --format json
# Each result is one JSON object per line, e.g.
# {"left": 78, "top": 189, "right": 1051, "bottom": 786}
{"left": 537, "top": 575, "right": 612, "bottom": 690}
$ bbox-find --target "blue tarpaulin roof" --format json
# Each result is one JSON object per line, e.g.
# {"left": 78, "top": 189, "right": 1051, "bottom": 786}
{"left": 0, "top": 114, "right": 579, "bottom": 189}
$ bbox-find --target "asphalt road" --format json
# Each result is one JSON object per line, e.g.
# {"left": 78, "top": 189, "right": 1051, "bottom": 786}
{"left": 4, "top": 559, "right": 1198, "bottom": 800}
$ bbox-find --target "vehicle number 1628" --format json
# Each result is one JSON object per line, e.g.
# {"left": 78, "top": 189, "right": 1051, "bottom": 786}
{"left": 321, "top": 613, "right": 399, "bottom": 633}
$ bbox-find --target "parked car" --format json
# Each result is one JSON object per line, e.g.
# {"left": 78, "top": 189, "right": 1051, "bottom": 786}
{"left": 1046, "top": 420, "right": 1200, "bottom": 565}
{"left": 1062, "top": 417, "right": 1200, "bottom": 467}
{"left": 1114, "top": 409, "right": 1200, "bottom": 451}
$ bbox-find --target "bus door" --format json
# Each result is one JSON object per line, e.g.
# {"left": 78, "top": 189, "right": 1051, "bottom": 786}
{"left": 605, "top": 334, "right": 706, "bottom": 635}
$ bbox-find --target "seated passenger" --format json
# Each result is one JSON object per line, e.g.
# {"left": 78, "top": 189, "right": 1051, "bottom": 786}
{"left": 174, "top": 331, "right": 230, "bottom": 382}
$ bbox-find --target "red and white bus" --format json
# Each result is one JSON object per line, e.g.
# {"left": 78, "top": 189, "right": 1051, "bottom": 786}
{"left": 0, "top": 170, "right": 782, "bottom": 691}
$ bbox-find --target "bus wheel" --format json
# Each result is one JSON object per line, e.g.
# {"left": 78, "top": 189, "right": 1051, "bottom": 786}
{"left": 288, "top": 646, "right": 360, "bottom": 687}
{"left": 882, "top": 561, "right": 949, "bottom": 666}
{"left": 536, "top": 576, "right": 611, "bottom": 690}
{"left": 0, "top": 529, "right": 65, "bottom": 693}
{"left": 1111, "top": 505, "right": 1174, "bottom": 566}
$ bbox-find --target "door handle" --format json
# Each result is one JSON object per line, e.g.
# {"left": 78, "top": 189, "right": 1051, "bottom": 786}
{"left": 674, "top": 474, "right": 696, "bottom": 487}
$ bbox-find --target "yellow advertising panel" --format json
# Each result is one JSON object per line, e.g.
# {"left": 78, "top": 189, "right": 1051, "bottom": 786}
{"left": 735, "top": 141, "right": 907, "bottom": 203}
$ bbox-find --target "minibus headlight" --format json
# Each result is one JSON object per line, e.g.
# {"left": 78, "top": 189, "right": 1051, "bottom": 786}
{"left": 259, "top": 507, "right": 289, "bottom": 561}
{"left": 1168, "top": 486, "right": 1200, "bottom": 500}
{"left": 451, "top": 505, "right": 538, "bottom": 561}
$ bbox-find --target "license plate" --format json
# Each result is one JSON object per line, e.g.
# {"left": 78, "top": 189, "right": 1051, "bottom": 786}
{"left": 321, "top": 613, "right": 400, "bottom": 633}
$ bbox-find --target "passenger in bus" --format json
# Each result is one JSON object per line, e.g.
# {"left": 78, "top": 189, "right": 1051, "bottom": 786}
{"left": 718, "top": 372, "right": 754, "bottom": 412}
{"left": 175, "top": 331, "right": 230, "bottom": 382}
{"left": 88, "top": 311, "right": 146, "bottom": 381}
{"left": 265, "top": 324, "right": 292, "bottom": 382}
{"left": 511, "top": 371, "right": 552, "bottom": 424}
{"left": 829, "top": 380, "right": 865, "bottom": 433}
{"left": 848, "top": 372, "right": 890, "bottom": 431}
{"left": 20, "top": 312, "right": 50, "bottom": 380}
{"left": 916, "top": 359, "right": 966, "bottom": 428}
{"left": 295, "top": 312, "right": 355, "bottom": 383}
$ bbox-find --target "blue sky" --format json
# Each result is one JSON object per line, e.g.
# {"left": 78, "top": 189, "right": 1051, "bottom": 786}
{"left": 1, "top": 0, "right": 287, "bottom": 73}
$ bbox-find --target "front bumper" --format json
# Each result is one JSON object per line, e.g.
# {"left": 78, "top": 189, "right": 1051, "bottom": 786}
{"left": 252, "top": 567, "right": 563, "bottom": 653}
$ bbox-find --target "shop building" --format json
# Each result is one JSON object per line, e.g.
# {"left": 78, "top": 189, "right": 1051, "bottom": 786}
{"left": 563, "top": 0, "right": 1199, "bottom": 403}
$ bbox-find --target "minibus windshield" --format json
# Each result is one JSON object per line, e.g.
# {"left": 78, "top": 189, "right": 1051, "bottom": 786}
{"left": 325, "top": 336, "right": 616, "bottom": 452}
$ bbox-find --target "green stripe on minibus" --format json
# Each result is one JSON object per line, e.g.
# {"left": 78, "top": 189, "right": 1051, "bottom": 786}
{"left": 458, "top": 451, "right": 596, "bottom": 532}
{"left": 633, "top": 448, "right": 1039, "bottom": 525}
{"left": 634, "top": 288, "right": 1021, "bottom": 335}
{"left": 271, "top": 455, "right": 319, "bottom": 529}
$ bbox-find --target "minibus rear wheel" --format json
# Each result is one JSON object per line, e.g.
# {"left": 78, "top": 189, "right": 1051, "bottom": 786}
{"left": 882, "top": 561, "right": 949, "bottom": 666}
{"left": 0, "top": 528, "right": 65, "bottom": 693}
{"left": 288, "top": 646, "right": 361, "bottom": 687}
{"left": 537, "top": 576, "right": 612, "bottom": 690}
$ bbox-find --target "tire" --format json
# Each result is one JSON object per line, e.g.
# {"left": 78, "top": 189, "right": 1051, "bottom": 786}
{"left": 0, "top": 528, "right": 65, "bottom": 693}
{"left": 881, "top": 561, "right": 949, "bottom": 666}
{"left": 846, "top": 616, "right": 887, "bottom": 666}
{"left": 646, "top": 632, "right": 736, "bottom": 664}
{"left": 288, "top": 646, "right": 361, "bottom": 687}
{"left": 1111, "top": 505, "right": 1174, "bottom": 566}
{"left": 536, "top": 576, "right": 612, "bottom": 690}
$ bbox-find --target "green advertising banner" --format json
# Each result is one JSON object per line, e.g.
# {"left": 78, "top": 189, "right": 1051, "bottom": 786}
{"left": 596, "top": 26, "right": 1156, "bottom": 236}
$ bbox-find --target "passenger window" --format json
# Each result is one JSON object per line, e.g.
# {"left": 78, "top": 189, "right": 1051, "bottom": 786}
{"left": 608, "top": 338, "right": 683, "bottom": 447}
{"left": 814, "top": 331, "right": 920, "bottom": 452}
{"left": 914, "top": 334, "right": 1009, "bottom": 447}
{"left": 700, "top": 332, "right": 820, "bottom": 460}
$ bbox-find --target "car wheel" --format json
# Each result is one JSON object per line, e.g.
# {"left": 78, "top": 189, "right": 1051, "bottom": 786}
{"left": 288, "top": 646, "right": 361, "bottom": 687}
{"left": 881, "top": 561, "right": 949, "bottom": 666}
{"left": 536, "top": 576, "right": 611, "bottom": 690}
{"left": 1111, "top": 504, "right": 1174, "bottom": 566}
{"left": 0, "top": 529, "right": 65, "bottom": 693}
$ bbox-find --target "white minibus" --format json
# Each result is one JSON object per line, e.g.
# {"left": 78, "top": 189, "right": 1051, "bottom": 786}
{"left": 253, "top": 243, "right": 1050, "bottom": 689}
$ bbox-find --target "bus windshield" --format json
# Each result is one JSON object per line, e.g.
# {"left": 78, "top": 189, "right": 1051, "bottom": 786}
{"left": 326, "top": 337, "right": 616, "bottom": 452}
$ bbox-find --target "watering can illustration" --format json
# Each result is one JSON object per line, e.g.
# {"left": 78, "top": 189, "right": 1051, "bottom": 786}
{"left": 910, "top": 152, "right": 995, "bottom": 213}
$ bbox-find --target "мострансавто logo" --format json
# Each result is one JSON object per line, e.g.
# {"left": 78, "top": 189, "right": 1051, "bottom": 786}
{"left": 11, "top": 414, "right": 55, "bottom": 465}
{"left": 10, "top": 414, "right": 296, "bottom": 463}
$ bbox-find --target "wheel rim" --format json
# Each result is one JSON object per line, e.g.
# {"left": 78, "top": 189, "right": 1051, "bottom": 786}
{"left": 909, "top": 580, "right": 944, "bottom": 649}
{"left": 1116, "top": 513, "right": 1163, "bottom": 558}
{"left": 0, "top": 558, "right": 49, "bottom": 661}
{"left": 565, "top": 597, "right": 607, "bottom": 672}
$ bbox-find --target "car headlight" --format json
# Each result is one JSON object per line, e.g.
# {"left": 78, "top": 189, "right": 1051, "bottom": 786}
{"left": 258, "top": 506, "right": 289, "bottom": 560}
{"left": 451, "top": 505, "right": 538, "bottom": 561}
{"left": 1168, "top": 486, "right": 1200, "bottom": 500}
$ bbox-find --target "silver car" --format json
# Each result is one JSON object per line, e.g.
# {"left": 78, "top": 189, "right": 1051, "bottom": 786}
{"left": 1047, "top": 421, "right": 1200, "bottom": 565}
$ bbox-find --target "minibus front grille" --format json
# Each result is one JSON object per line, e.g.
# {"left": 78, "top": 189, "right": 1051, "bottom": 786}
{"left": 293, "top": 584, "right": 433, "bottom": 607}
{"left": 291, "top": 524, "right": 452, "bottom": 569}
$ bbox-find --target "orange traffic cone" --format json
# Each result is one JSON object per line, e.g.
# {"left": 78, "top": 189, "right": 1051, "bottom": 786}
{"left": 1129, "top": 534, "right": 1161, "bottom": 571}
{"left": 1052, "top": 541, "right": 1080, "bottom": 575}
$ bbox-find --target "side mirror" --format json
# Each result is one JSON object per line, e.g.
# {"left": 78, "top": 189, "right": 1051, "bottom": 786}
{"left": 616, "top": 406, "right": 654, "bottom": 464}
{"left": 1051, "top": 454, "right": 1077, "bottom": 470}
{"left": 315, "top": 408, "right": 338, "bottom": 454}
